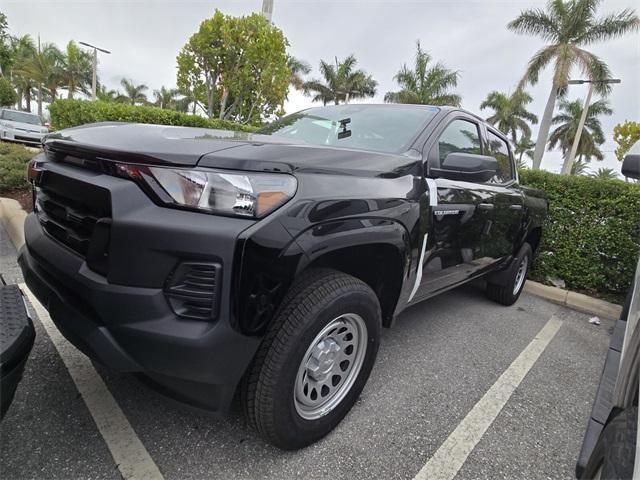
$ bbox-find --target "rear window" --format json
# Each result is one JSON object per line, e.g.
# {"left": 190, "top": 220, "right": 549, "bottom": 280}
{"left": 257, "top": 105, "right": 438, "bottom": 154}
{"left": 1, "top": 110, "right": 42, "bottom": 125}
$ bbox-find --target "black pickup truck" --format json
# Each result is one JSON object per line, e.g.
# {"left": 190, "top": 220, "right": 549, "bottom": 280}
{"left": 19, "top": 104, "right": 547, "bottom": 449}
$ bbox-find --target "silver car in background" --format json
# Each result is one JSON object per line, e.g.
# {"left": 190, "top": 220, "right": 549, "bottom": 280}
{"left": 577, "top": 140, "right": 640, "bottom": 479}
{"left": 0, "top": 109, "right": 49, "bottom": 146}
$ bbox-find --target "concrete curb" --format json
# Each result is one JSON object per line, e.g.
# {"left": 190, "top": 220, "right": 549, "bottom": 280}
{"left": 0, "top": 196, "right": 623, "bottom": 320}
{"left": 0, "top": 197, "right": 26, "bottom": 250}
{"left": 524, "top": 280, "right": 622, "bottom": 320}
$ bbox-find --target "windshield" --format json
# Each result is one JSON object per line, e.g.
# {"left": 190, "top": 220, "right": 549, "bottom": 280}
{"left": 257, "top": 104, "right": 438, "bottom": 154}
{"left": 1, "top": 110, "right": 42, "bottom": 126}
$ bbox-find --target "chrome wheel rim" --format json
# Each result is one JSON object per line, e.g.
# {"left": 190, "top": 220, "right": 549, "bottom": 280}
{"left": 513, "top": 255, "right": 528, "bottom": 295}
{"left": 294, "top": 313, "right": 368, "bottom": 420}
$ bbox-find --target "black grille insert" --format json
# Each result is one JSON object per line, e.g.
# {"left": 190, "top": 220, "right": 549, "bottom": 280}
{"left": 165, "top": 262, "right": 221, "bottom": 321}
{"left": 34, "top": 172, "right": 112, "bottom": 274}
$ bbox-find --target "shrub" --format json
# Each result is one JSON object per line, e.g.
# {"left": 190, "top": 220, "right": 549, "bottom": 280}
{"left": 0, "top": 77, "right": 17, "bottom": 107}
{"left": 519, "top": 169, "right": 640, "bottom": 301}
{"left": 0, "top": 142, "right": 36, "bottom": 192}
{"left": 48, "top": 99, "right": 257, "bottom": 132}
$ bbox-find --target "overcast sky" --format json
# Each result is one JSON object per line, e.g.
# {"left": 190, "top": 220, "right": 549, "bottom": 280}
{"left": 4, "top": 0, "right": 639, "bottom": 175}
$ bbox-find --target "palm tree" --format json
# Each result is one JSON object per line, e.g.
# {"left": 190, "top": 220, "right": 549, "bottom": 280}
{"left": 61, "top": 40, "right": 92, "bottom": 99}
{"left": 8, "top": 35, "right": 36, "bottom": 111}
{"left": 514, "top": 136, "right": 536, "bottom": 168}
{"left": 287, "top": 56, "right": 311, "bottom": 91}
{"left": 15, "top": 41, "right": 62, "bottom": 116}
{"left": 548, "top": 98, "right": 612, "bottom": 170}
{"left": 385, "top": 41, "right": 461, "bottom": 107}
{"left": 571, "top": 158, "right": 590, "bottom": 176}
{"left": 508, "top": 0, "right": 639, "bottom": 170}
{"left": 590, "top": 168, "right": 618, "bottom": 180}
{"left": 153, "top": 86, "right": 180, "bottom": 109}
{"left": 96, "top": 83, "right": 118, "bottom": 102}
{"left": 480, "top": 90, "right": 538, "bottom": 144}
{"left": 119, "top": 78, "right": 148, "bottom": 106}
{"left": 303, "top": 55, "right": 377, "bottom": 105}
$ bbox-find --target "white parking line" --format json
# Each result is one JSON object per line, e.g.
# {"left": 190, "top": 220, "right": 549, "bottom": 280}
{"left": 414, "top": 316, "right": 562, "bottom": 480}
{"left": 20, "top": 284, "right": 164, "bottom": 480}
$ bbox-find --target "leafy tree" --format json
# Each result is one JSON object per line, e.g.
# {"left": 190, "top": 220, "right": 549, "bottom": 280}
{"left": 177, "top": 9, "right": 290, "bottom": 123}
{"left": 509, "top": 0, "right": 639, "bottom": 170}
{"left": 303, "top": 54, "right": 377, "bottom": 105}
{"left": 385, "top": 41, "right": 460, "bottom": 107}
{"left": 0, "top": 76, "right": 16, "bottom": 106}
{"left": 153, "top": 86, "right": 181, "bottom": 109}
{"left": 287, "top": 55, "right": 311, "bottom": 91}
{"left": 61, "top": 40, "right": 92, "bottom": 99}
{"left": 514, "top": 135, "right": 536, "bottom": 168}
{"left": 0, "top": 12, "right": 10, "bottom": 77}
{"left": 590, "top": 167, "right": 618, "bottom": 180}
{"left": 614, "top": 121, "right": 640, "bottom": 161}
{"left": 480, "top": 90, "right": 538, "bottom": 144}
{"left": 549, "top": 98, "right": 612, "bottom": 172}
{"left": 118, "top": 78, "right": 148, "bottom": 106}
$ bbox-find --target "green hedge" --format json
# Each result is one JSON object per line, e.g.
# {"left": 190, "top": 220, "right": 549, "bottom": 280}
{"left": 519, "top": 169, "right": 640, "bottom": 301}
{"left": 0, "top": 142, "right": 35, "bottom": 192}
{"left": 49, "top": 99, "right": 256, "bottom": 132}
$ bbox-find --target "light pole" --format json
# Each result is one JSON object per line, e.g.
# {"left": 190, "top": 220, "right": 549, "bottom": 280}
{"left": 79, "top": 41, "right": 111, "bottom": 101}
{"left": 561, "top": 78, "right": 621, "bottom": 175}
{"left": 261, "top": 0, "right": 274, "bottom": 21}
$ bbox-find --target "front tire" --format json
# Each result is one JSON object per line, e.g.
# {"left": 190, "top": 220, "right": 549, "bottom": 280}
{"left": 242, "top": 269, "right": 381, "bottom": 449}
{"left": 485, "top": 242, "right": 532, "bottom": 306}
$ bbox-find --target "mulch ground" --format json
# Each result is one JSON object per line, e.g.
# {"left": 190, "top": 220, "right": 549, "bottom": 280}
{"left": 2, "top": 188, "right": 33, "bottom": 213}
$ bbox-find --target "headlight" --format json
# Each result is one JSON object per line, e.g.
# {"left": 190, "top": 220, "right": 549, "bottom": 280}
{"left": 116, "top": 164, "right": 297, "bottom": 218}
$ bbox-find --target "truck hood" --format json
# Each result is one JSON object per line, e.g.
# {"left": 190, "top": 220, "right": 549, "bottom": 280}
{"left": 44, "top": 122, "right": 418, "bottom": 178}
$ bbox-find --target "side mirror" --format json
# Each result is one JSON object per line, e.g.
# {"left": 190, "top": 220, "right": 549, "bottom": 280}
{"left": 622, "top": 141, "right": 640, "bottom": 180}
{"left": 430, "top": 152, "right": 498, "bottom": 183}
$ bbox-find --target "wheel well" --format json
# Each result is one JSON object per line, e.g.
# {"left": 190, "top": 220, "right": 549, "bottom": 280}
{"left": 304, "top": 244, "right": 404, "bottom": 328}
{"left": 525, "top": 227, "right": 542, "bottom": 256}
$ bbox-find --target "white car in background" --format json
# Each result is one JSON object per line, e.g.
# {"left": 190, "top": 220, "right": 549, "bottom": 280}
{"left": 0, "top": 109, "right": 49, "bottom": 146}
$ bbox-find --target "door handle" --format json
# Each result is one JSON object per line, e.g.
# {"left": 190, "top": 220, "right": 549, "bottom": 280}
{"left": 509, "top": 204, "right": 523, "bottom": 210}
{"left": 477, "top": 203, "right": 494, "bottom": 210}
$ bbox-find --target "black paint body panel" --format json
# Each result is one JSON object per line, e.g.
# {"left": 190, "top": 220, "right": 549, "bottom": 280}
{"left": 20, "top": 106, "right": 547, "bottom": 411}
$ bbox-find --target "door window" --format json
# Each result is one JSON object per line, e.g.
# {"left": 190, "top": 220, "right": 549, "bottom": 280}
{"left": 486, "top": 131, "right": 514, "bottom": 184}
{"left": 436, "top": 119, "right": 482, "bottom": 164}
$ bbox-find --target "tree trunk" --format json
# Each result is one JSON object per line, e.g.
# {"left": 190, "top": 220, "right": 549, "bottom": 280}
{"left": 532, "top": 84, "right": 558, "bottom": 170}
{"left": 25, "top": 88, "right": 31, "bottom": 112}
{"left": 219, "top": 87, "right": 229, "bottom": 120}
{"left": 37, "top": 86, "right": 43, "bottom": 117}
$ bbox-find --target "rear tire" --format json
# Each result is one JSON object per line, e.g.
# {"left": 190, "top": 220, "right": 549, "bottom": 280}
{"left": 583, "top": 407, "right": 637, "bottom": 479}
{"left": 485, "top": 243, "right": 532, "bottom": 306}
{"left": 241, "top": 268, "right": 381, "bottom": 449}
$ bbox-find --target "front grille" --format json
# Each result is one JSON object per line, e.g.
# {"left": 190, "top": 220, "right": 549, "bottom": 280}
{"left": 34, "top": 171, "right": 112, "bottom": 274}
{"left": 15, "top": 135, "right": 39, "bottom": 143}
{"left": 165, "top": 262, "right": 221, "bottom": 321}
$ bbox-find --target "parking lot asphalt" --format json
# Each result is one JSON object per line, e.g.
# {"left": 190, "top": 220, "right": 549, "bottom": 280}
{"left": 0, "top": 221, "right": 613, "bottom": 480}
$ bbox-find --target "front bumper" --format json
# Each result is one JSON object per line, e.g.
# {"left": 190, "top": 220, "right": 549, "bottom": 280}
{"left": 1, "top": 127, "right": 45, "bottom": 145}
{"left": 18, "top": 161, "right": 260, "bottom": 412}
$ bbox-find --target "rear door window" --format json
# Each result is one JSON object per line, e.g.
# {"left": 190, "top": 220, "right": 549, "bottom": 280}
{"left": 486, "top": 131, "right": 514, "bottom": 184}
